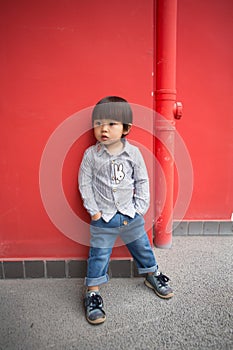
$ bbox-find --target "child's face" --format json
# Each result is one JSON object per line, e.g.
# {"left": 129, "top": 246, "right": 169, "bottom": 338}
{"left": 93, "top": 119, "right": 126, "bottom": 145}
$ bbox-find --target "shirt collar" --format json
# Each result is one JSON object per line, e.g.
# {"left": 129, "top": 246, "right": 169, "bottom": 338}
{"left": 95, "top": 138, "right": 131, "bottom": 157}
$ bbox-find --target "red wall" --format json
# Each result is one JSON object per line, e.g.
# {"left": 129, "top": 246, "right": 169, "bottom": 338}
{"left": 0, "top": 0, "right": 232, "bottom": 260}
{"left": 176, "top": 0, "right": 233, "bottom": 220}
{"left": 0, "top": 0, "right": 154, "bottom": 259}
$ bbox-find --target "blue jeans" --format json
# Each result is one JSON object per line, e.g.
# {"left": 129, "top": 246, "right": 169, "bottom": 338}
{"left": 85, "top": 212, "right": 158, "bottom": 287}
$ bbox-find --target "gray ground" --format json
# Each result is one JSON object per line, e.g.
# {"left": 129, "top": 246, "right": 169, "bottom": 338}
{"left": 0, "top": 236, "right": 232, "bottom": 350}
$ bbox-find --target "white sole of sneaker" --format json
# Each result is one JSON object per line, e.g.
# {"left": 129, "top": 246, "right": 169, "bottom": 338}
{"left": 86, "top": 315, "right": 106, "bottom": 325}
{"left": 144, "top": 280, "right": 174, "bottom": 299}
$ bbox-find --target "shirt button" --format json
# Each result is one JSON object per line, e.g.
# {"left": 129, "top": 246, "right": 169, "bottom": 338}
{"left": 123, "top": 220, "right": 128, "bottom": 226}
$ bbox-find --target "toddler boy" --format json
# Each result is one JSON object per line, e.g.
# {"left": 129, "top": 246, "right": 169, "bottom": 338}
{"left": 78, "top": 96, "right": 173, "bottom": 325}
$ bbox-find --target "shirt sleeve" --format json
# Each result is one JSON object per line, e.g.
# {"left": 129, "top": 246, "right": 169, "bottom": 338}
{"left": 133, "top": 149, "right": 150, "bottom": 216}
{"left": 78, "top": 149, "right": 100, "bottom": 217}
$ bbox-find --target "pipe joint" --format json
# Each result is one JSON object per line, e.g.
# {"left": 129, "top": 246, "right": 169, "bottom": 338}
{"left": 155, "top": 89, "right": 177, "bottom": 102}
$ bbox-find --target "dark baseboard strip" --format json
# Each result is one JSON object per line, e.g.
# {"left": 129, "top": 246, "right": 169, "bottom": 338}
{"left": 0, "top": 259, "right": 135, "bottom": 280}
{"left": 173, "top": 220, "right": 233, "bottom": 236}
{"left": 1, "top": 221, "right": 232, "bottom": 279}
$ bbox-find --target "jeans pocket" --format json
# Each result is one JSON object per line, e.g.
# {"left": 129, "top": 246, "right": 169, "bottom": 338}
{"left": 91, "top": 217, "right": 104, "bottom": 227}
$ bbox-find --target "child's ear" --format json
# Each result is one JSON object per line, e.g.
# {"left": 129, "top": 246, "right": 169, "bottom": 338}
{"left": 123, "top": 123, "right": 132, "bottom": 136}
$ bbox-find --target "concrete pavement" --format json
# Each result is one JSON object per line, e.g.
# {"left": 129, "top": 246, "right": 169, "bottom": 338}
{"left": 0, "top": 236, "right": 232, "bottom": 350}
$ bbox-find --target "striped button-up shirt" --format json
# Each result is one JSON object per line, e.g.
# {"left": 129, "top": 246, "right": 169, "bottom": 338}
{"left": 78, "top": 139, "right": 150, "bottom": 222}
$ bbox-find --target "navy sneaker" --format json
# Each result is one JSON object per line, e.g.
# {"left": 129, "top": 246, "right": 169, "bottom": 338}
{"left": 84, "top": 291, "right": 106, "bottom": 325}
{"left": 145, "top": 271, "right": 174, "bottom": 299}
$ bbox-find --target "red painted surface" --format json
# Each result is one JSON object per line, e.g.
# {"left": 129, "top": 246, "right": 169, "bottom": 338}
{"left": 0, "top": 0, "right": 232, "bottom": 259}
{"left": 154, "top": 0, "right": 177, "bottom": 247}
{"left": 176, "top": 0, "right": 233, "bottom": 220}
{"left": 0, "top": 0, "right": 154, "bottom": 259}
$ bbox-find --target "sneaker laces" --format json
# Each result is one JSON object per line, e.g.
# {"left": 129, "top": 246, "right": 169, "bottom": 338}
{"left": 156, "top": 272, "right": 170, "bottom": 287}
{"left": 86, "top": 293, "right": 104, "bottom": 311}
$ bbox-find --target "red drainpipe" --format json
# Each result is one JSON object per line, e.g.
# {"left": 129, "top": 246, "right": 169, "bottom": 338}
{"left": 154, "top": 0, "right": 182, "bottom": 248}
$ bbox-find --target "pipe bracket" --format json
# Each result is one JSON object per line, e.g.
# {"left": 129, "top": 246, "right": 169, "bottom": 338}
{"left": 173, "top": 101, "right": 183, "bottom": 119}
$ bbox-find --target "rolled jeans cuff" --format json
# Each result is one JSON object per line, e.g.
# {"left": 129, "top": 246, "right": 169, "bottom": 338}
{"left": 138, "top": 265, "right": 157, "bottom": 275}
{"left": 84, "top": 273, "right": 109, "bottom": 287}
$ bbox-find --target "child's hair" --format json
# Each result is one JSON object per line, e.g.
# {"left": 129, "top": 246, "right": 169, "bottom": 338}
{"left": 92, "top": 96, "right": 133, "bottom": 135}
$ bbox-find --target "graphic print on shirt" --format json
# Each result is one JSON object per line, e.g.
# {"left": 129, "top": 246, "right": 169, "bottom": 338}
{"left": 114, "top": 163, "right": 125, "bottom": 184}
